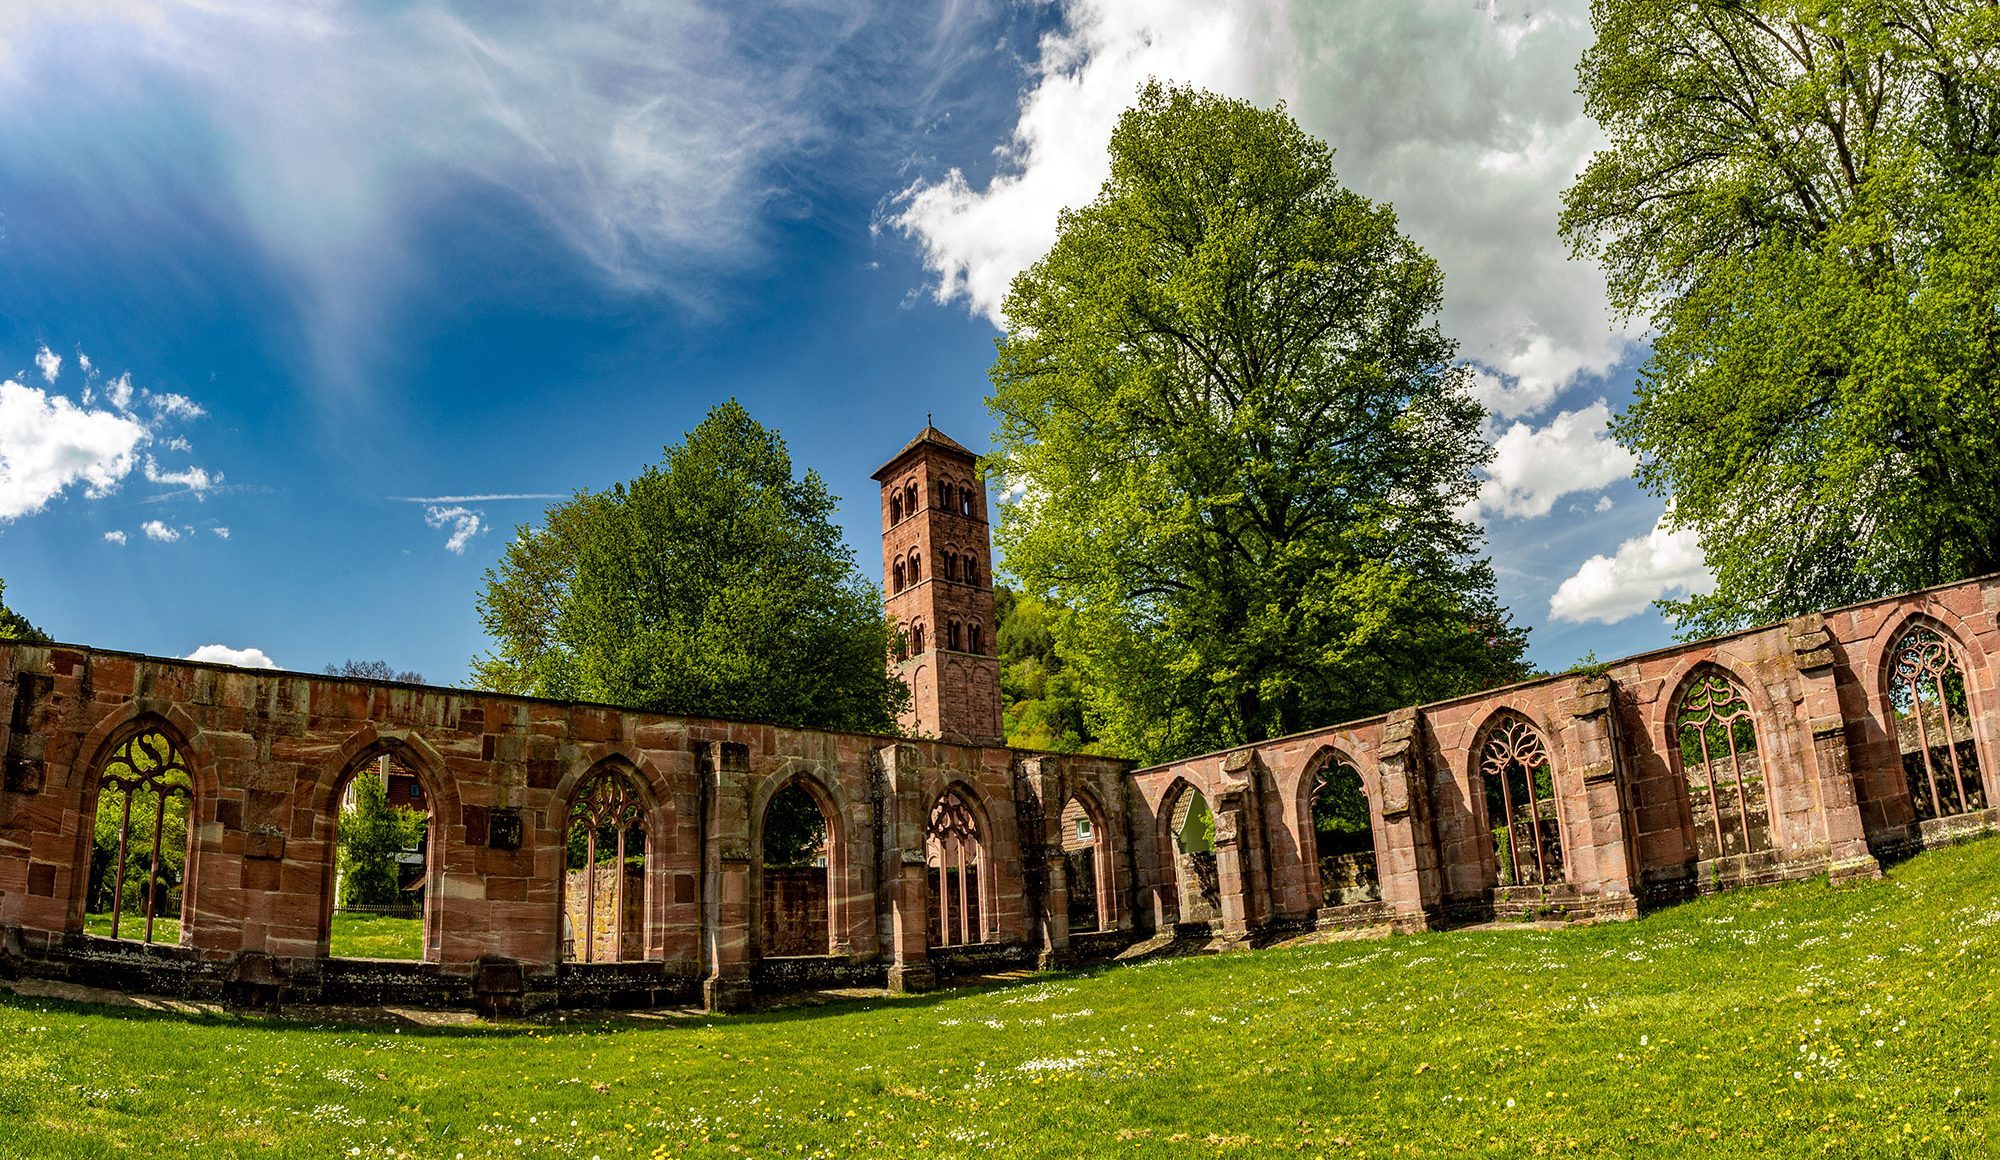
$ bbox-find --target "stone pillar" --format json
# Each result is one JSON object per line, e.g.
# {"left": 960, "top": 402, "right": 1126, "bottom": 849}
{"left": 1564, "top": 675, "right": 1639, "bottom": 918}
{"left": 877, "top": 744, "right": 935, "bottom": 993}
{"left": 1211, "top": 751, "right": 1268, "bottom": 937}
{"left": 1014, "top": 756, "right": 1069, "bottom": 967}
{"left": 1372, "top": 708, "right": 1437, "bottom": 929}
{"left": 701, "top": 741, "right": 755, "bottom": 1013}
{"left": 1788, "top": 615, "right": 1880, "bottom": 883}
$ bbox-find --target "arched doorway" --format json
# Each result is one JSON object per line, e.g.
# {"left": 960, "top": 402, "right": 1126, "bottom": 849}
{"left": 1309, "top": 754, "right": 1378, "bottom": 906}
{"left": 564, "top": 764, "right": 649, "bottom": 963}
{"left": 84, "top": 723, "right": 195, "bottom": 945}
{"left": 1060, "top": 794, "right": 1112, "bottom": 933}
{"left": 925, "top": 789, "right": 988, "bottom": 947}
{"left": 328, "top": 749, "right": 434, "bottom": 960}
{"left": 760, "top": 781, "right": 833, "bottom": 957}
{"left": 1168, "top": 786, "right": 1220, "bottom": 924}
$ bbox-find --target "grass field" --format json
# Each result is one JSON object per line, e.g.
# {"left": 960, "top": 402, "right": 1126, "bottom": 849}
{"left": 82, "top": 913, "right": 424, "bottom": 960}
{"left": 17, "top": 838, "right": 1999, "bottom": 1158}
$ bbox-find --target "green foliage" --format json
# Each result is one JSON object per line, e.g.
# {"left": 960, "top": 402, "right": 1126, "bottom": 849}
{"left": 8, "top": 839, "right": 1999, "bottom": 1156}
{"left": 324, "top": 659, "right": 425, "bottom": 684}
{"left": 472, "top": 401, "right": 909, "bottom": 733}
{"left": 88, "top": 777, "right": 191, "bottom": 919}
{"left": 335, "top": 773, "right": 426, "bottom": 910}
{"left": 0, "top": 578, "right": 49, "bottom": 643}
{"left": 1563, "top": 0, "right": 2000, "bottom": 635}
{"left": 1310, "top": 761, "right": 1371, "bottom": 853}
{"left": 990, "top": 83, "right": 1529, "bottom": 764}
{"left": 761, "top": 784, "right": 827, "bottom": 867}
{"left": 993, "top": 585, "right": 1101, "bottom": 753}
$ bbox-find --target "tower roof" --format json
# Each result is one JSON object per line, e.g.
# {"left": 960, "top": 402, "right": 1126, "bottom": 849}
{"left": 871, "top": 423, "right": 977, "bottom": 480}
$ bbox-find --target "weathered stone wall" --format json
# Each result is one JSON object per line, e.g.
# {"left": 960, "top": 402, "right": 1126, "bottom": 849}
{"left": 0, "top": 641, "right": 1133, "bottom": 1012}
{"left": 5, "top": 575, "right": 1999, "bottom": 1012}
{"left": 1130, "top": 576, "right": 2000, "bottom": 935}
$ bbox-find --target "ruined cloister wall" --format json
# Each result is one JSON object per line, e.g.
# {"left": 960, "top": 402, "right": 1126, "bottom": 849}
{"left": 1131, "top": 576, "right": 2000, "bottom": 936}
{"left": 0, "top": 643, "right": 1137, "bottom": 1012}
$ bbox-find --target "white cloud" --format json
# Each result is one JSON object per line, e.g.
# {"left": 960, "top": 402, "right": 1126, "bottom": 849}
{"left": 76, "top": 350, "right": 92, "bottom": 374}
{"left": 143, "top": 456, "right": 217, "bottom": 496}
{"left": 34, "top": 344, "right": 59, "bottom": 383}
{"left": 103, "top": 529, "right": 127, "bottom": 545}
{"left": 1474, "top": 400, "right": 1636, "bottom": 520}
{"left": 104, "top": 373, "right": 134, "bottom": 412}
{"left": 186, "top": 643, "right": 278, "bottom": 669}
{"left": 211, "top": 525, "right": 229, "bottom": 539}
{"left": 1549, "top": 515, "right": 1713, "bottom": 624}
{"left": 0, "top": 378, "right": 149, "bottom": 520}
{"left": 148, "top": 392, "right": 204, "bottom": 421}
{"left": 890, "top": 0, "right": 1635, "bottom": 419}
{"left": 425, "top": 504, "right": 486, "bottom": 554}
{"left": 1594, "top": 496, "right": 1613, "bottom": 513}
{"left": 141, "top": 519, "right": 180, "bottom": 542}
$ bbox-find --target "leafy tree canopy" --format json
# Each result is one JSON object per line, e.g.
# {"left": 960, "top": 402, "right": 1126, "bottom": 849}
{"left": 337, "top": 771, "right": 426, "bottom": 910}
{"left": 1563, "top": 0, "right": 2000, "bottom": 635}
{"left": 990, "top": 83, "right": 1530, "bottom": 764}
{"left": 994, "top": 585, "right": 1104, "bottom": 754}
{"left": 0, "top": 578, "right": 49, "bottom": 643}
{"left": 473, "top": 400, "right": 909, "bottom": 733}
{"left": 325, "top": 659, "right": 425, "bottom": 684}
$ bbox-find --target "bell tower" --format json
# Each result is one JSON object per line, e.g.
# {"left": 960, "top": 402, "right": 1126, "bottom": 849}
{"left": 874, "top": 422, "right": 1004, "bottom": 745}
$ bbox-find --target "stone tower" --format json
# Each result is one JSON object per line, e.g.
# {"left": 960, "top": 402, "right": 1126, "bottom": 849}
{"left": 874, "top": 423, "right": 1004, "bottom": 745}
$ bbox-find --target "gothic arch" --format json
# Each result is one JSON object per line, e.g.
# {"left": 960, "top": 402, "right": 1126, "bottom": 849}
{"left": 552, "top": 750, "right": 671, "bottom": 963}
{"left": 1296, "top": 745, "right": 1378, "bottom": 908}
{"left": 1874, "top": 613, "right": 1994, "bottom": 822}
{"left": 69, "top": 711, "right": 210, "bottom": 943}
{"left": 1469, "top": 708, "right": 1566, "bottom": 889}
{"left": 751, "top": 765, "right": 851, "bottom": 957}
{"left": 1157, "top": 777, "right": 1220, "bottom": 925}
{"left": 1058, "top": 782, "right": 1116, "bottom": 933}
{"left": 311, "top": 729, "right": 456, "bottom": 962}
{"left": 924, "top": 780, "right": 998, "bottom": 946}
{"left": 1662, "top": 662, "right": 1779, "bottom": 861}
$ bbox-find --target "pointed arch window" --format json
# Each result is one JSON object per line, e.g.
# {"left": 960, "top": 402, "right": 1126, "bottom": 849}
{"left": 1479, "top": 715, "right": 1564, "bottom": 887}
{"left": 892, "top": 559, "right": 905, "bottom": 593}
{"left": 926, "top": 791, "right": 987, "bottom": 947}
{"left": 1889, "top": 625, "right": 1990, "bottom": 821}
{"left": 1310, "top": 754, "right": 1378, "bottom": 905}
{"left": 565, "top": 767, "right": 648, "bottom": 963}
{"left": 89, "top": 726, "right": 195, "bottom": 944}
{"left": 1168, "top": 788, "right": 1220, "bottom": 923}
{"left": 1674, "top": 670, "right": 1771, "bottom": 859}
{"left": 1059, "top": 795, "right": 1111, "bottom": 933}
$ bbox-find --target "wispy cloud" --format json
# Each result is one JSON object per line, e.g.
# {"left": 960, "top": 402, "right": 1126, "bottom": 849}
{"left": 143, "top": 456, "right": 217, "bottom": 497}
{"left": 33, "top": 344, "right": 59, "bottom": 383}
{"left": 140, "top": 518, "right": 180, "bottom": 542}
{"left": 392, "top": 493, "right": 563, "bottom": 504}
{"left": 424, "top": 504, "right": 486, "bottom": 554}
{"left": 103, "top": 528, "right": 127, "bottom": 545}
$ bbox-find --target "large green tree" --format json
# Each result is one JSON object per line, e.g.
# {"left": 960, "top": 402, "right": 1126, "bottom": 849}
{"left": 1563, "top": 0, "right": 2000, "bottom": 635}
{"left": 993, "top": 585, "right": 1102, "bottom": 754}
{"left": 473, "top": 401, "right": 908, "bottom": 733}
{"left": 0, "top": 578, "right": 49, "bottom": 643}
{"left": 990, "top": 83, "right": 1530, "bottom": 765}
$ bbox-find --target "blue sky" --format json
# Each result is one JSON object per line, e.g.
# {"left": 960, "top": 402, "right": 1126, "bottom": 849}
{"left": 0, "top": 1, "right": 1708, "bottom": 685}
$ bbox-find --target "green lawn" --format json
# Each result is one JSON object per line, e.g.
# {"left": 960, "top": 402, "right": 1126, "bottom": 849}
{"left": 18, "top": 839, "right": 2000, "bottom": 1158}
{"left": 81, "top": 913, "right": 423, "bottom": 960}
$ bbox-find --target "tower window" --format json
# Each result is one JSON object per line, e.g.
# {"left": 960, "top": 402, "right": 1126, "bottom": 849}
{"left": 905, "top": 481, "right": 918, "bottom": 513}
{"left": 890, "top": 494, "right": 903, "bottom": 523}
{"left": 969, "top": 624, "right": 983, "bottom": 655}
{"left": 908, "top": 550, "right": 921, "bottom": 582}
{"left": 945, "top": 552, "right": 958, "bottom": 581}
{"left": 960, "top": 486, "right": 973, "bottom": 517}
{"left": 912, "top": 623, "right": 925, "bottom": 653}
{"left": 948, "top": 620, "right": 963, "bottom": 651}
{"left": 892, "top": 559, "right": 905, "bottom": 592}
{"left": 964, "top": 558, "right": 978, "bottom": 586}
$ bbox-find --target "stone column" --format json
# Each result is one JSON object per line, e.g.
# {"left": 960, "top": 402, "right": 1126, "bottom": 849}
{"left": 1014, "top": 756, "right": 1069, "bottom": 968}
{"left": 701, "top": 740, "right": 755, "bottom": 1013}
{"left": 1788, "top": 615, "right": 1880, "bottom": 883}
{"left": 877, "top": 744, "right": 936, "bottom": 993}
{"left": 1372, "top": 708, "right": 1437, "bottom": 930}
{"left": 1211, "top": 751, "right": 1268, "bottom": 937}
{"left": 1564, "top": 675, "right": 1639, "bottom": 918}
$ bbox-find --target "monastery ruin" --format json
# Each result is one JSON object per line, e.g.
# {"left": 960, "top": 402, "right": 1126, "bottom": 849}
{"left": 0, "top": 424, "right": 1995, "bottom": 1013}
